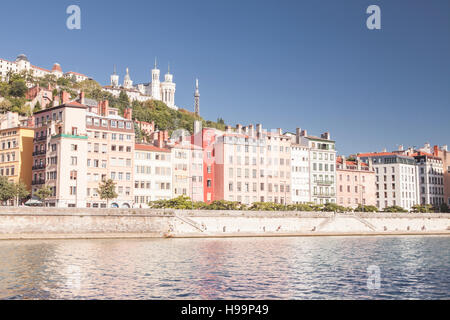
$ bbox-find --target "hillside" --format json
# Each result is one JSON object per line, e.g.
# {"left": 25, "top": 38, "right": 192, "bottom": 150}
{"left": 0, "top": 72, "right": 226, "bottom": 134}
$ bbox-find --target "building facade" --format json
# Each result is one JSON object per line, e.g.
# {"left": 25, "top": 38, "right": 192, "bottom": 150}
{"left": 85, "top": 103, "right": 135, "bottom": 208}
{"left": 298, "top": 130, "right": 337, "bottom": 205}
{"left": 134, "top": 143, "right": 172, "bottom": 207}
{"left": 0, "top": 114, "right": 34, "bottom": 204}
{"left": 413, "top": 152, "right": 445, "bottom": 207}
{"left": 359, "top": 153, "right": 419, "bottom": 211}
{"left": 336, "top": 156, "right": 376, "bottom": 208}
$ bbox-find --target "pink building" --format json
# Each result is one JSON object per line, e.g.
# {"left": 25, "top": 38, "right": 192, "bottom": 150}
{"left": 336, "top": 156, "right": 376, "bottom": 209}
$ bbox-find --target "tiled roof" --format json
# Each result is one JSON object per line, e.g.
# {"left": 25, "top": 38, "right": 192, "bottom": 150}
{"left": 135, "top": 144, "right": 170, "bottom": 153}
{"left": 31, "top": 65, "right": 51, "bottom": 73}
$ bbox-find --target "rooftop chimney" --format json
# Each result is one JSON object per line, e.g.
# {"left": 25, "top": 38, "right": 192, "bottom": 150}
{"left": 256, "top": 124, "right": 262, "bottom": 135}
{"left": 301, "top": 129, "right": 307, "bottom": 137}
{"left": 61, "top": 91, "right": 70, "bottom": 104}
{"left": 194, "top": 120, "right": 202, "bottom": 135}
{"left": 80, "top": 91, "right": 85, "bottom": 105}
{"left": 236, "top": 124, "right": 242, "bottom": 134}
{"left": 277, "top": 128, "right": 282, "bottom": 135}
{"left": 321, "top": 132, "right": 330, "bottom": 140}
{"left": 442, "top": 145, "right": 448, "bottom": 152}
{"left": 342, "top": 155, "right": 346, "bottom": 170}
{"left": 124, "top": 107, "right": 132, "bottom": 120}
{"left": 249, "top": 124, "right": 254, "bottom": 137}
{"left": 433, "top": 145, "right": 439, "bottom": 157}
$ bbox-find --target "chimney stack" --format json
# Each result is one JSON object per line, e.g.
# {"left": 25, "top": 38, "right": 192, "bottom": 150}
{"left": 248, "top": 124, "right": 254, "bottom": 137}
{"left": 357, "top": 156, "right": 361, "bottom": 170}
{"left": 433, "top": 145, "right": 439, "bottom": 157}
{"left": 342, "top": 155, "right": 346, "bottom": 170}
{"left": 256, "top": 124, "right": 262, "bottom": 135}
{"left": 124, "top": 107, "right": 132, "bottom": 120}
{"left": 61, "top": 91, "right": 70, "bottom": 104}
{"left": 301, "top": 129, "right": 308, "bottom": 137}
{"left": 236, "top": 124, "right": 242, "bottom": 134}
{"left": 194, "top": 120, "right": 202, "bottom": 135}
{"left": 80, "top": 91, "right": 85, "bottom": 105}
{"left": 442, "top": 145, "right": 448, "bottom": 152}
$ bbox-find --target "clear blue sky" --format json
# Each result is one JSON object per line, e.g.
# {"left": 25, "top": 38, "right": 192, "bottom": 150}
{"left": 1, "top": 0, "right": 449, "bottom": 155}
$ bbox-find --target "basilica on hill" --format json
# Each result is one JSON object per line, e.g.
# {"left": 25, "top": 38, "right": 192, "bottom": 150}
{"left": 103, "top": 59, "right": 177, "bottom": 110}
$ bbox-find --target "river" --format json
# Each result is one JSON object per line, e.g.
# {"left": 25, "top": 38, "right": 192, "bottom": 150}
{"left": 0, "top": 236, "right": 448, "bottom": 299}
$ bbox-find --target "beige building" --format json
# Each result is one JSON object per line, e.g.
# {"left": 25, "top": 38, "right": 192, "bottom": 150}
{"left": 31, "top": 99, "right": 88, "bottom": 207}
{"left": 85, "top": 102, "right": 135, "bottom": 208}
{"left": 134, "top": 142, "right": 172, "bottom": 207}
{"left": 214, "top": 124, "right": 291, "bottom": 205}
{"left": 0, "top": 113, "right": 34, "bottom": 204}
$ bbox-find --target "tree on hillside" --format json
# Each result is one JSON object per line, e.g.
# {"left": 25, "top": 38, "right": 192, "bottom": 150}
{"left": 35, "top": 186, "right": 53, "bottom": 206}
{"left": 117, "top": 91, "right": 130, "bottom": 114}
{"left": 98, "top": 179, "right": 118, "bottom": 208}
{"left": 33, "top": 101, "right": 42, "bottom": 112}
{"left": 0, "top": 98, "right": 12, "bottom": 113}
{"left": 8, "top": 79, "right": 27, "bottom": 97}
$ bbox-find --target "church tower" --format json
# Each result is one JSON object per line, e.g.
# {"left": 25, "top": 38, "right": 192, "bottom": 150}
{"left": 151, "top": 58, "right": 161, "bottom": 100}
{"left": 194, "top": 78, "right": 200, "bottom": 116}
{"left": 161, "top": 63, "right": 176, "bottom": 109}
{"left": 123, "top": 67, "right": 133, "bottom": 89}
{"left": 110, "top": 65, "right": 119, "bottom": 88}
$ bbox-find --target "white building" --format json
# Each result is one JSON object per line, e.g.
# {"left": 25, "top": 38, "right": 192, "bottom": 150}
{"left": 414, "top": 152, "right": 445, "bottom": 207}
{"left": 298, "top": 130, "right": 336, "bottom": 205}
{"left": 290, "top": 143, "right": 311, "bottom": 204}
{"left": 134, "top": 143, "right": 173, "bottom": 207}
{"left": 104, "top": 61, "right": 177, "bottom": 109}
{"left": 359, "top": 153, "right": 420, "bottom": 211}
{"left": 0, "top": 54, "right": 87, "bottom": 82}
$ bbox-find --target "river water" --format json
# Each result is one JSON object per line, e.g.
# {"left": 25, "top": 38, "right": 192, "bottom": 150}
{"left": 0, "top": 236, "right": 448, "bottom": 299}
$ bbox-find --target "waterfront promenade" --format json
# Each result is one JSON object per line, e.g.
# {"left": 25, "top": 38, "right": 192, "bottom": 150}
{"left": 0, "top": 207, "right": 449, "bottom": 240}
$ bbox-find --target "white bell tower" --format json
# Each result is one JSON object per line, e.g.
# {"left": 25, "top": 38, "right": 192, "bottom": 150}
{"left": 151, "top": 58, "right": 161, "bottom": 100}
{"left": 110, "top": 65, "right": 119, "bottom": 88}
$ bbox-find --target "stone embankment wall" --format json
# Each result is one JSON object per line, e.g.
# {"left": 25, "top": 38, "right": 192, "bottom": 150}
{"left": 0, "top": 207, "right": 449, "bottom": 239}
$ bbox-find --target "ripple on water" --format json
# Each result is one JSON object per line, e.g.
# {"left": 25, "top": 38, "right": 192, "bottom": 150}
{"left": 0, "top": 236, "right": 448, "bottom": 299}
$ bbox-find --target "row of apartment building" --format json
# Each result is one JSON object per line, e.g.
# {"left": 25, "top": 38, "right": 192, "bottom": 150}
{"left": 1, "top": 92, "right": 449, "bottom": 210}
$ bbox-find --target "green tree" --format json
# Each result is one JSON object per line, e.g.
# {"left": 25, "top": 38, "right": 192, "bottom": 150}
{"left": 35, "top": 186, "right": 53, "bottom": 206}
{"left": 439, "top": 203, "right": 449, "bottom": 213}
{"left": 354, "top": 204, "right": 379, "bottom": 212}
{"left": 14, "top": 181, "right": 30, "bottom": 206}
{"left": 33, "top": 101, "right": 42, "bottom": 112}
{"left": 0, "top": 176, "right": 15, "bottom": 204}
{"left": 98, "top": 179, "right": 118, "bottom": 208}
{"left": 383, "top": 205, "right": 408, "bottom": 213}
{"left": 0, "top": 98, "right": 12, "bottom": 112}
{"left": 8, "top": 79, "right": 27, "bottom": 97}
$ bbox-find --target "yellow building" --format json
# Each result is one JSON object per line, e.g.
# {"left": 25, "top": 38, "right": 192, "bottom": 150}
{"left": 0, "top": 126, "right": 34, "bottom": 192}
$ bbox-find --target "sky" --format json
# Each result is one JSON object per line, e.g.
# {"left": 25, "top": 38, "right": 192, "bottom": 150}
{"left": 0, "top": 0, "right": 449, "bottom": 155}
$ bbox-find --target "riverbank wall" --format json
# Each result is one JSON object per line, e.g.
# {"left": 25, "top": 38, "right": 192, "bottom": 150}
{"left": 0, "top": 207, "right": 449, "bottom": 240}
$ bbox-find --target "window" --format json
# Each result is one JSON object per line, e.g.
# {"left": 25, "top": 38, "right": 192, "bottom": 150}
{"left": 71, "top": 156, "right": 77, "bottom": 165}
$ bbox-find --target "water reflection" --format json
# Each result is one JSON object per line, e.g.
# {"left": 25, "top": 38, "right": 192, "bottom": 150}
{"left": 0, "top": 236, "right": 448, "bottom": 299}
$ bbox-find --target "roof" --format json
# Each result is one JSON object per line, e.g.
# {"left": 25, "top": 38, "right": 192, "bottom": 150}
{"left": 86, "top": 111, "right": 126, "bottom": 121}
{"left": 305, "top": 135, "right": 335, "bottom": 142}
{"left": 135, "top": 143, "right": 170, "bottom": 153}
{"left": 31, "top": 65, "right": 51, "bottom": 73}
{"left": 65, "top": 71, "right": 87, "bottom": 77}
{"left": 83, "top": 98, "right": 98, "bottom": 107}
{"left": 358, "top": 152, "right": 414, "bottom": 159}
{"left": 52, "top": 63, "right": 62, "bottom": 72}
{"left": 33, "top": 101, "right": 87, "bottom": 114}
{"left": 336, "top": 157, "right": 369, "bottom": 167}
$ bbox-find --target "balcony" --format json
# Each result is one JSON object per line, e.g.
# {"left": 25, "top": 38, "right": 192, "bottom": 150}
{"left": 32, "top": 179, "right": 45, "bottom": 185}
{"left": 315, "top": 180, "right": 334, "bottom": 186}
{"left": 33, "top": 135, "right": 47, "bottom": 142}
{"left": 32, "top": 150, "right": 46, "bottom": 156}
{"left": 32, "top": 164, "right": 46, "bottom": 170}
{"left": 313, "top": 192, "right": 336, "bottom": 198}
